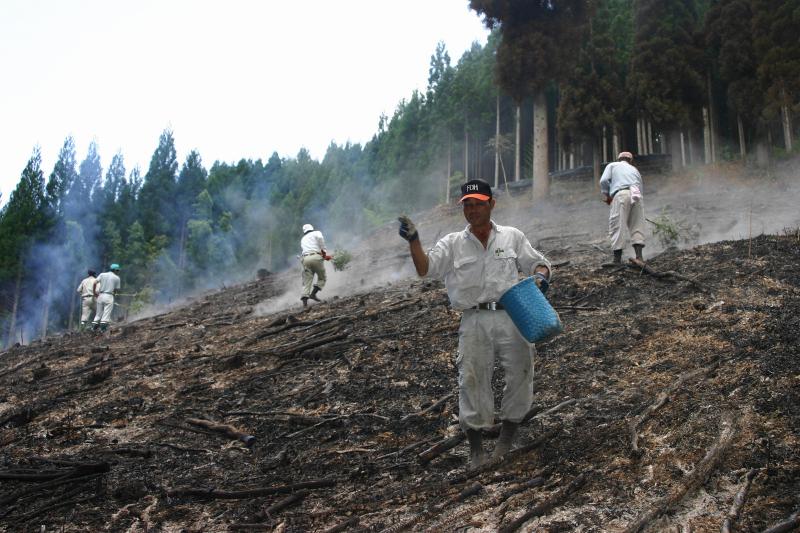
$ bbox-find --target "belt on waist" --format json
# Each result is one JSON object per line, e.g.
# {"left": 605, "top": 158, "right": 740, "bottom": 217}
{"left": 471, "top": 302, "right": 505, "bottom": 311}
{"left": 611, "top": 187, "right": 630, "bottom": 198}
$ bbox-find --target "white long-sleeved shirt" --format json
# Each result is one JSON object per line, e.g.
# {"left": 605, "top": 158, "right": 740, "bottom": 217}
{"left": 94, "top": 271, "right": 121, "bottom": 294}
{"left": 599, "top": 160, "right": 643, "bottom": 197}
{"left": 424, "top": 221, "right": 551, "bottom": 310}
{"left": 77, "top": 276, "right": 96, "bottom": 298}
{"left": 300, "top": 230, "right": 326, "bottom": 255}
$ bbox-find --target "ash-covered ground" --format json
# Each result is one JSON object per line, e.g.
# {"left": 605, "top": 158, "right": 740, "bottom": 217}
{"left": 1, "top": 161, "right": 799, "bottom": 532}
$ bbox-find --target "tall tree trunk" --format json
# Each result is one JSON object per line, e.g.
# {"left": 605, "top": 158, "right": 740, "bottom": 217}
{"left": 670, "top": 130, "right": 683, "bottom": 170}
{"left": 613, "top": 126, "right": 620, "bottom": 158}
{"left": 463, "top": 115, "right": 469, "bottom": 181}
{"left": 636, "top": 118, "right": 642, "bottom": 155}
{"left": 737, "top": 115, "right": 747, "bottom": 159}
{"left": 67, "top": 272, "right": 78, "bottom": 331}
{"left": 447, "top": 131, "right": 452, "bottom": 202}
{"left": 602, "top": 126, "right": 608, "bottom": 163}
{"left": 703, "top": 107, "right": 712, "bottom": 164}
{"left": 532, "top": 91, "right": 549, "bottom": 200}
{"left": 514, "top": 104, "right": 521, "bottom": 182}
{"left": 592, "top": 139, "right": 601, "bottom": 181}
{"left": 6, "top": 265, "right": 23, "bottom": 347}
{"left": 707, "top": 72, "right": 717, "bottom": 163}
{"left": 782, "top": 103, "right": 793, "bottom": 152}
{"left": 681, "top": 130, "right": 687, "bottom": 167}
{"left": 494, "top": 95, "right": 500, "bottom": 188}
{"left": 646, "top": 120, "right": 653, "bottom": 154}
{"left": 41, "top": 276, "right": 52, "bottom": 339}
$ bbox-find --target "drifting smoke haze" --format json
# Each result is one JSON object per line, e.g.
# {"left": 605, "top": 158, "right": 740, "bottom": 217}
{"left": 12, "top": 150, "right": 800, "bottom": 339}
{"left": 250, "top": 156, "right": 800, "bottom": 320}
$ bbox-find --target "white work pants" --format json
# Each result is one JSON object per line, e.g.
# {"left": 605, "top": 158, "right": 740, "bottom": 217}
{"left": 93, "top": 293, "right": 114, "bottom": 324}
{"left": 456, "top": 309, "right": 535, "bottom": 430}
{"left": 301, "top": 254, "right": 327, "bottom": 296}
{"left": 80, "top": 297, "right": 95, "bottom": 323}
{"left": 608, "top": 189, "right": 646, "bottom": 251}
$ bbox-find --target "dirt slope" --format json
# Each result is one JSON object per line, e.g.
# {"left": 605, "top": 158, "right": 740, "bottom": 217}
{"left": 1, "top": 166, "right": 799, "bottom": 532}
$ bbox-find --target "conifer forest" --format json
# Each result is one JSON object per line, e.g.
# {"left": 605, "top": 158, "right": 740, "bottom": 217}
{"left": 1, "top": 0, "right": 798, "bottom": 345}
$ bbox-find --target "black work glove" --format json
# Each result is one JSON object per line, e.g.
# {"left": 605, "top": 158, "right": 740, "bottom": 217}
{"left": 398, "top": 215, "right": 419, "bottom": 242}
{"left": 534, "top": 272, "right": 549, "bottom": 294}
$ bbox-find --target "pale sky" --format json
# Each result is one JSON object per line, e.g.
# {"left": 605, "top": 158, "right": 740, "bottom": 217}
{"left": 0, "top": 0, "right": 489, "bottom": 203}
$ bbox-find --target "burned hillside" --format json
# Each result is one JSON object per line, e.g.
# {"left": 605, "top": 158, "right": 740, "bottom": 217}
{"left": 1, "top": 218, "right": 799, "bottom": 532}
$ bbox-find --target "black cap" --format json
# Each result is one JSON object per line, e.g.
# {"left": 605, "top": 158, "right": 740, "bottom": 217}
{"left": 460, "top": 179, "right": 492, "bottom": 202}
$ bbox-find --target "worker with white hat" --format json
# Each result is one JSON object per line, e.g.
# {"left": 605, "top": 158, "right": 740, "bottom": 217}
{"left": 299, "top": 224, "right": 331, "bottom": 307}
{"left": 599, "top": 151, "right": 646, "bottom": 263}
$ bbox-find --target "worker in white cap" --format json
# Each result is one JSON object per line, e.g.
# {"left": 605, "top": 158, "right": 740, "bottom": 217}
{"left": 599, "top": 151, "right": 646, "bottom": 263}
{"left": 92, "top": 263, "right": 121, "bottom": 332}
{"left": 299, "top": 224, "right": 331, "bottom": 307}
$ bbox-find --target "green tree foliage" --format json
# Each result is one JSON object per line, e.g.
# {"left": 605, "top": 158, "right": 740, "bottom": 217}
{"left": 4, "top": 6, "right": 800, "bottom": 341}
{"left": 558, "top": 0, "right": 626, "bottom": 148}
{"left": 138, "top": 129, "right": 178, "bottom": 241}
{"left": 628, "top": 0, "right": 705, "bottom": 129}
{"left": 705, "top": 0, "right": 762, "bottom": 138}
{"left": 45, "top": 136, "right": 78, "bottom": 216}
{"left": 470, "top": 0, "right": 588, "bottom": 101}
{"left": 750, "top": 0, "right": 800, "bottom": 121}
{"left": 0, "top": 148, "right": 51, "bottom": 275}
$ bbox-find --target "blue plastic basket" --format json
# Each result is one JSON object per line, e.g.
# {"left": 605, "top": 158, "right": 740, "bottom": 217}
{"left": 499, "top": 277, "right": 563, "bottom": 343}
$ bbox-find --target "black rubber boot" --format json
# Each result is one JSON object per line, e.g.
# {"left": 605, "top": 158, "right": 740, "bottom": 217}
{"left": 301, "top": 296, "right": 308, "bottom": 308}
{"left": 613, "top": 249, "right": 623, "bottom": 264}
{"left": 466, "top": 429, "right": 487, "bottom": 467}
{"left": 309, "top": 285, "right": 322, "bottom": 302}
{"left": 493, "top": 421, "right": 519, "bottom": 458}
{"left": 633, "top": 244, "right": 644, "bottom": 261}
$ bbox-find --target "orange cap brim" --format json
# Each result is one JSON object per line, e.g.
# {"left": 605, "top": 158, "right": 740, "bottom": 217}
{"left": 459, "top": 193, "right": 491, "bottom": 202}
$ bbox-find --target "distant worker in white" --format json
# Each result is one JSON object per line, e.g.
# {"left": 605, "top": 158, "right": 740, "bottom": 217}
{"left": 599, "top": 151, "right": 646, "bottom": 264}
{"left": 76, "top": 269, "right": 97, "bottom": 331}
{"left": 398, "top": 179, "right": 551, "bottom": 467}
{"left": 92, "top": 264, "right": 121, "bottom": 332}
{"left": 299, "top": 224, "right": 332, "bottom": 308}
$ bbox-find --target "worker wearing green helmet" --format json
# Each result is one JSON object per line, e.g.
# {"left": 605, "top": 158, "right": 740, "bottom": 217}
{"left": 91, "top": 264, "right": 121, "bottom": 332}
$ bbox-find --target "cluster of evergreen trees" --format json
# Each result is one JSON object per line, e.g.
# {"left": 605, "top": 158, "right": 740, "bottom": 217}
{"left": 1, "top": 0, "right": 797, "bottom": 345}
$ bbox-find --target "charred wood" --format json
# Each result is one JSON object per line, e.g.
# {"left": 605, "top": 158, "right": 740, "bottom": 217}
{"left": 627, "top": 259, "right": 707, "bottom": 291}
{"left": 253, "top": 489, "right": 309, "bottom": 520}
{"left": 761, "top": 510, "right": 800, "bottom": 533}
{"left": 400, "top": 392, "right": 454, "bottom": 423}
{"left": 721, "top": 468, "right": 758, "bottom": 533}
{"left": 498, "top": 472, "right": 588, "bottom": 533}
{"left": 167, "top": 478, "right": 336, "bottom": 500}
{"left": 321, "top": 516, "right": 360, "bottom": 533}
{"left": 417, "top": 434, "right": 465, "bottom": 464}
{"left": 185, "top": 417, "right": 256, "bottom": 447}
{"left": 630, "top": 368, "right": 709, "bottom": 456}
{"left": 623, "top": 415, "right": 737, "bottom": 533}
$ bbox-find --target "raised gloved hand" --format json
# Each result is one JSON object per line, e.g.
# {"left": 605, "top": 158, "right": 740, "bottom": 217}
{"left": 398, "top": 215, "right": 418, "bottom": 242}
{"left": 534, "top": 272, "right": 549, "bottom": 294}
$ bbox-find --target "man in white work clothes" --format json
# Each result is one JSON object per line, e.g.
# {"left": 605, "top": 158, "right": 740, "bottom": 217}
{"left": 599, "top": 151, "right": 646, "bottom": 264}
{"left": 398, "top": 179, "right": 551, "bottom": 466}
{"left": 299, "top": 224, "right": 332, "bottom": 308}
{"left": 76, "top": 269, "right": 97, "bottom": 330}
{"left": 92, "top": 264, "right": 121, "bottom": 332}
